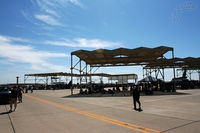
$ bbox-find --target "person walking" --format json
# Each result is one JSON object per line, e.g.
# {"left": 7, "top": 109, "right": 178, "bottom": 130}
{"left": 132, "top": 85, "right": 142, "bottom": 111}
{"left": 9, "top": 87, "right": 18, "bottom": 112}
{"left": 25, "top": 85, "right": 29, "bottom": 93}
{"left": 17, "top": 87, "right": 24, "bottom": 103}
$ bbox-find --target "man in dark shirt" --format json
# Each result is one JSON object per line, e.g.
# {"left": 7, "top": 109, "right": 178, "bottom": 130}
{"left": 132, "top": 85, "right": 142, "bottom": 111}
{"left": 9, "top": 87, "right": 18, "bottom": 112}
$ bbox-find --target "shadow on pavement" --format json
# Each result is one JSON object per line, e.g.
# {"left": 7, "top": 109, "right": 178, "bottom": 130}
{"left": 0, "top": 103, "right": 9, "bottom": 105}
{"left": 0, "top": 111, "right": 10, "bottom": 115}
{"left": 62, "top": 91, "right": 191, "bottom": 98}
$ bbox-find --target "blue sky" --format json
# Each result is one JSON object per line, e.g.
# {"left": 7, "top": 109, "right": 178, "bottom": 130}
{"left": 0, "top": 0, "right": 200, "bottom": 84}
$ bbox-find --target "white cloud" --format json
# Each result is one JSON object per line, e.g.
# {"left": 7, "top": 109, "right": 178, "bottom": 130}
{"left": 69, "top": 0, "right": 84, "bottom": 8}
{"left": 35, "top": 14, "right": 62, "bottom": 26}
{"left": 21, "top": 10, "right": 38, "bottom": 26}
{"left": 45, "top": 38, "right": 122, "bottom": 48}
{"left": 0, "top": 35, "right": 30, "bottom": 43}
{"left": 0, "top": 35, "right": 68, "bottom": 71}
{"left": 42, "top": 0, "right": 55, "bottom": 7}
{"left": 0, "top": 60, "right": 14, "bottom": 65}
{"left": 23, "top": 0, "right": 84, "bottom": 29}
{"left": 8, "top": 37, "right": 29, "bottom": 43}
{"left": 45, "top": 9, "right": 59, "bottom": 17}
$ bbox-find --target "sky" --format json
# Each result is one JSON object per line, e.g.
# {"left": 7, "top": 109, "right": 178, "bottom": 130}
{"left": 0, "top": 0, "right": 200, "bottom": 84}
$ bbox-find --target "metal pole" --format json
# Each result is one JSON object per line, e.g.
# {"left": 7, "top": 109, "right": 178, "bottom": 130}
{"left": 122, "top": 75, "right": 123, "bottom": 84}
{"left": 46, "top": 77, "right": 48, "bottom": 86}
{"left": 172, "top": 49, "right": 176, "bottom": 79}
{"left": 189, "top": 71, "right": 192, "bottom": 81}
{"left": 90, "top": 66, "right": 92, "bottom": 83}
{"left": 35, "top": 76, "right": 37, "bottom": 85}
{"left": 80, "top": 59, "right": 81, "bottom": 84}
{"left": 172, "top": 49, "right": 176, "bottom": 92}
{"left": 145, "top": 69, "right": 147, "bottom": 77}
{"left": 71, "top": 54, "right": 73, "bottom": 95}
{"left": 86, "top": 64, "right": 88, "bottom": 84}
{"left": 16, "top": 76, "right": 19, "bottom": 87}
{"left": 162, "top": 68, "right": 165, "bottom": 81}
{"left": 198, "top": 70, "right": 200, "bottom": 81}
{"left": 143, "top": 68, "right": 144, "bottom": 78}
{"left": 24, "top": 75, "right": 26, "bottom": 86}
{"left": 156, "top": 69, "right": 159, "bottom": 79}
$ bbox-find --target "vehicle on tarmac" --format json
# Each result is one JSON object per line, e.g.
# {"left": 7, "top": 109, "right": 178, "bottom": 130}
{"left": 0, "top": 87, "right": 11, "bottom": 104}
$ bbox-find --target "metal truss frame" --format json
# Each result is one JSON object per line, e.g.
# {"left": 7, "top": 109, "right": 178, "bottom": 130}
{"left": 142, "top": 49, "right": 175, "bottom": 81}
{"left": 70, "top": 54, "right": 101, "bottom": 85}
{"left": 176, "top": 69, "right": 200, "bottom": 81}
{"left": 24, "top": 75, "right": 70, "bottom": 86}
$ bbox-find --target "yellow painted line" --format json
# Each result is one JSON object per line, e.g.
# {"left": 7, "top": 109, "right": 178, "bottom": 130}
{"left": 24, "top": 94, "right": 164, "bottom": 133}
{"left": 77, "top": 111, "right": 163, "bottom": 133}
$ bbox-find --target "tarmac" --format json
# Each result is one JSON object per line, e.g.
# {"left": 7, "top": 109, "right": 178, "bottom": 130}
{"left": 0, "top": 89, "right": 200, "bottom": 133}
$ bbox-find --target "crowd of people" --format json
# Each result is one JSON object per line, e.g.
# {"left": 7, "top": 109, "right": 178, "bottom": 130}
{"left": 78, "top": 83, "right": 143, "bottom": 111}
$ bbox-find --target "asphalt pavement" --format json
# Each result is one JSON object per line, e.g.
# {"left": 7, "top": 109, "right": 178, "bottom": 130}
{"left": 1, "top": 89, "right": 200, "bottom": 133}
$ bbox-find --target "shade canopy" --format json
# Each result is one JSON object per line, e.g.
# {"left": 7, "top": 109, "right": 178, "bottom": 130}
{"left": 145, "top": 57, "right": 200, "bottom": 69}
{"left": 72, "top": 46, "right": 173, "bottom": 67}
{"left": 25, "top": 72, "right": 137, "bottom": 79}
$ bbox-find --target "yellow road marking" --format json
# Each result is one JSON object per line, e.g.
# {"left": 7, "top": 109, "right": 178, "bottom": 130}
{"left": 24, "top": 94, "right": 164, "bottom": 133}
